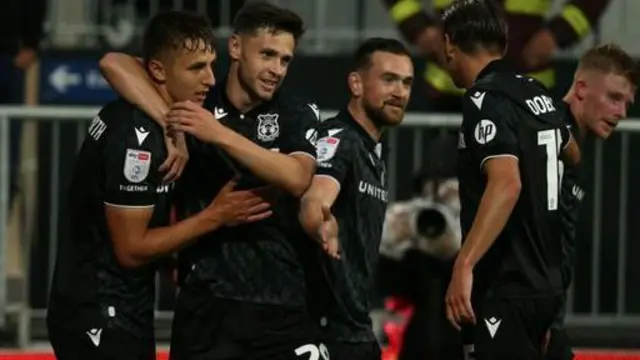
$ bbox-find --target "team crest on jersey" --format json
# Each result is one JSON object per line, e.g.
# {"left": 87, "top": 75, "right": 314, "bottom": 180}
{"left": 257, "top": 113, "right": 280, "bottom": 142}
{"left": 123, "top": 149, "right": 151, "bottom": 183}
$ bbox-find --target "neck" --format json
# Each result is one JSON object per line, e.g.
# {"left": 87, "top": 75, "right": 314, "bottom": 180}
{"left": 156, "top": 84, "right": 174, "bottom": 106}
{"left": 563, "top": 86, "right": 587, "bottom": 140}
{"left": 462, "top": 52, "right": 502, "bottom": 88}
{"left": 347, "top": 99, "right": 382, "bottom": 142}
{"left": 226, "top": 63, "right": 262, "bottom": 113}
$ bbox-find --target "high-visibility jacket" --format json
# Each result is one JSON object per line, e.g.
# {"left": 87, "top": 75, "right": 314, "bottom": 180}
{"left": 382, "top": 0, "right": 611, "bottom": 95}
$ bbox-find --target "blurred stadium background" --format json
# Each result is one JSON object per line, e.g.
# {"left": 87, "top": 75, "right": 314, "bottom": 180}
{"left": 1, "top": 0, "right": 640, "bottom": 359}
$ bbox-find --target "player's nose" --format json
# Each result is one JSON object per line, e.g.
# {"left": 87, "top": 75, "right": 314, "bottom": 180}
{"left": 203, "top": 67, "right": 215, "bottom": 87}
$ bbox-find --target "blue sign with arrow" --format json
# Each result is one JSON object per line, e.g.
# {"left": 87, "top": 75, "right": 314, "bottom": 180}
{"left": 40, "top": 58, "right": 117, "bottom": 104}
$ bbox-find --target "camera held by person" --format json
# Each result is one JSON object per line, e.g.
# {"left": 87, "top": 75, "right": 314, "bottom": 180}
{"left": 380, "top": 178, "right": 461, "bottom": 262}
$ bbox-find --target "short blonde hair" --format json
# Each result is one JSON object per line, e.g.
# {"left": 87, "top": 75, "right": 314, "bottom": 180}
{"left": 577, "top": 43, "right": 640, "bottom": 87}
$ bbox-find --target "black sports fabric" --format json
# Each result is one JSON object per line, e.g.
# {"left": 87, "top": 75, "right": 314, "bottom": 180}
{"left": 48, "top": 98, "right": 172, "bottom": 340}
{"left": 48, "top": 321, "right": 156, "bottom": 360}
{"left": 173, "top": 79, "right": 321, "bottom": 308}
{"left": 546, "top": 102, "right": 583, "bottom": 360}
{"left": 556, "top": 102, "right": 584, "bottom": 291}
{"left": 457, "top": 60, "right": 570, "bottom": 299}
{"left": 472, "top": 297, "right": 559, "bottom": 360}
{"left": 310, "top": 110, "right": 388, "bottom": 343}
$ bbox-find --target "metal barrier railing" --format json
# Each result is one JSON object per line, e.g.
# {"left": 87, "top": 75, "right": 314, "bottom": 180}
{"left": 1, "top": 106, "right": 640, "bottom": 347}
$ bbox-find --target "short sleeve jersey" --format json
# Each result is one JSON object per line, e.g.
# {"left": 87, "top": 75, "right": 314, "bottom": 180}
{"left": 48, "top": 98, "right": 173, "bottom": 338}
{"left": 309, "top": 110, "right": 388, "bottom": 342}
{"left": 457, "top": 60, "right": 571, "bottom": 299}
{"left": 174, "top": 80, "right": 320, "bottom": 307}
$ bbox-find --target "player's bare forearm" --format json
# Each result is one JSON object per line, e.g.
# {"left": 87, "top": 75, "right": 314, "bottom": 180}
{"left": 299, "top": 176, "right": 340, "bottom": 239}
{"left": 216, "top": 128, "right": 315, "bottom": 197}
{"left": 99, "top": 52, "right": 169, "bottom": 127}
{"left": 300, "top": 196, "right": 326, "bottom": 240}
{"left": 456, "top": 160, "right": 521, "bottom": 269}
{"left": 120, "top": 211, "right": 222, "bottom": 268}
{"left": 562, "top": 135, "right": 581, "bottom": 166}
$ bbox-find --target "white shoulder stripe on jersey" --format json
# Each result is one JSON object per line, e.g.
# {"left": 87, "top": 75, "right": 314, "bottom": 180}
{"left": 103, "top": 202, "right": 155, "bottom": 209}
{"left": 479, "top": 154, "right": 519, "bottom": 171}
{"left": 314, "top": 174, "right": 341, "bottom": 193}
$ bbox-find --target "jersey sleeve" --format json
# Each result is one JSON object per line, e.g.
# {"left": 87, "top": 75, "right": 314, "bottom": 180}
{"left": 103, "top": 114, "right": 163, "bottom": 208}
{"left": 280, "top": 102, "right": 321, "bottom": 159}
{"left": 462, "top": 91, "right": 519, "bottom": 170}
{"left": 314, "top": 127, "right": 354, "bottom": 186}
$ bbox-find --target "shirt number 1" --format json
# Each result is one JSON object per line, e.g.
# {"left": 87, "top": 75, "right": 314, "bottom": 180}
{"left": 537, "top": 129, "right": 564, "bottom": 211}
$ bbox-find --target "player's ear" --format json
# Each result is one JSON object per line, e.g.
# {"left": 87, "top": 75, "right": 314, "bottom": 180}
{"left": 348, "top": 71, "right": 363, "bottom": 97}
{"left": 574, "top": 79, "right": 588, "bottom": 101}
{"left": 228, "top": 34, "right": 241, "bottom": 61}
{"left": 147, "top": 59, "right": 167, "bottom": 83}
{"left": 443, "top": 34, "right": 455, "bottom": 63}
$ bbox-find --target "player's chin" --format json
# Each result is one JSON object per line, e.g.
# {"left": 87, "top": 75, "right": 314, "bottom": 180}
{"left": 596, "top": 122, "right": 614, "bottom": 139}
{"left": 256, "top": 81, "right": 278, "bottom": 100}
{"left": 255, "top": 87, "right": 275, "bottom": 101}
{"left": 383, "top": 108, "right": 405, "bottom": 125}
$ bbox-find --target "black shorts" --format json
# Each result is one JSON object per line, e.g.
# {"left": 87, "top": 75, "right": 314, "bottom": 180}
{"left": 169, "top": 284, "right": 324, "bottom": 360}
{"left": 325, "top": 340, "right": 380, "bottom": 360}
{"left": 466, "top": 296, "right": 559, "bottom": 360}
{"left": 545, "top": 292, "right": 573, "bottom": 359}
{"left": 47, "top": 321, "right": 155, "bottom": 360}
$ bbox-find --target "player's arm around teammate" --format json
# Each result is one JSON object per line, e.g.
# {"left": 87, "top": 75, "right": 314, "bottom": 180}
{"left": 99, "top": 53, "right": 189, "bottom": 183}
{"left": 166, "top": 100, "right": 316, "bottom": 197}
{"left": 100, "top": 54, "right": 316, "bottom": 198}
{"left": 100, "top": 12, "right": 275, "bottom": 268}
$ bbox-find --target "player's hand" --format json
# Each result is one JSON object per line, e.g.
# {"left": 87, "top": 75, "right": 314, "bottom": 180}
{"left": 317, "top": 205, "right": 340, "bottom": 259}
{"left": 445, "top": 262, "right": 476, "bottom": 330}
{"left": 159, "top": 130, "right": 189, "bottom": 182}
{"left": 523, "top": 29, "right": 559, "bottom": 69}
{"left": 166, "top": 101, "right": 228, "bottom": 144}
{"left": 207, "top": 178, "right": 274, "bottom": 227}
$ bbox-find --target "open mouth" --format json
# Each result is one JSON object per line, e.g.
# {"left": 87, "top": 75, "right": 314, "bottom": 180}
{"left": 260, "top": 79, "right": 278, "bottom": 90}
{"left": 604, "top": 119, "right": 617, "bottom": 128}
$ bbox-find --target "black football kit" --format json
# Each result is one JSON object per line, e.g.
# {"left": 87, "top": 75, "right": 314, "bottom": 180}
{"left": 546, "top": 101, "right": 585, "bottom": 360}
{"left": 307, "top": 110, "right": 388, "bottom": 360}
{"left": 457, "top": 60, "right": 570, "bottom": 360}
{"left": 168, "top": 80, "right": 324, "bottom": 360}
{"left": 47, "top": 98, "right": 172, "bottom": 360}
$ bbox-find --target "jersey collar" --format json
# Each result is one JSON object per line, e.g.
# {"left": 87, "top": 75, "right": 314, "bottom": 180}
{"left": 475, "top": 59, "right": 510, "bottom": 83}
{"left": 337, "top": 108, "right": 381, "bottom": 152}
{"left": 207, "top": 77, "right": 280, "bottom": 119}
{"left": 558, "top": 100, "right": 581, "bottom": 140}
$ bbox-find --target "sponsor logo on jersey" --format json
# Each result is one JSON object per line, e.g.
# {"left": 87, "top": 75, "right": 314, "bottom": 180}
{"left": 473, "top": 119, "right": 496, "bottom": 144}
{"left": 572, "top": 184, "right": 585, "bottom": 201}
{"left": 358, "top": 181, "right": 388, "bottom": 202}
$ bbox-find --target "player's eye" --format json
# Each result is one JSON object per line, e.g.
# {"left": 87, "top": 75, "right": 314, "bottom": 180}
{"left": 261, "top": 50, "right": 277, "bottom": 59}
